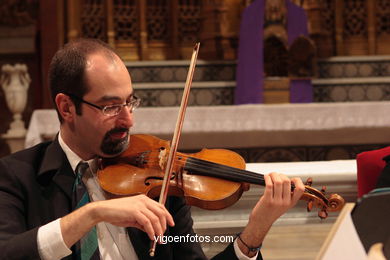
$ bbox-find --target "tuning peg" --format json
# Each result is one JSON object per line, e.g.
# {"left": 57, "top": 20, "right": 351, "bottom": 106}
{"left": 318, "top": 209, "right": 328, "bottom": 219}
{"left": 305, "top": 177, "right": 313, "bottom": 186}
{"left": 307, "top": 200, "right": 313, "bottom": 212}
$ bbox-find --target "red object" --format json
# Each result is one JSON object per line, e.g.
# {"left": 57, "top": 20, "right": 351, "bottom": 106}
{"left": 356, "top": 147, "right": 390, "bottom": 197}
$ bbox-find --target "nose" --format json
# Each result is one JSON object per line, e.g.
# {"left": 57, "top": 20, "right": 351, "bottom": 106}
{"left": 116, "top": 106, "right": 134, "bottom": 128}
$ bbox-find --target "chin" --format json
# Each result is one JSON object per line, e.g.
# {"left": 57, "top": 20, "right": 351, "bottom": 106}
{"left": 100, "top": 141, "right": 129, "bottom": 158}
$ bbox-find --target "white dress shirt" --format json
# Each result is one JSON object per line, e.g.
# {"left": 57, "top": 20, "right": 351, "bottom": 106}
{"left": 37, "top": 132, "right": 256, "bottom": 260}
{"left": 37, "top": 133, "right": 138, "bottom": 260}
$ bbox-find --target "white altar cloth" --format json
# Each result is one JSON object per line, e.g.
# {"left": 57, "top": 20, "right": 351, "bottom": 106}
{"left": 246, "top": 159, "right": 356, "bottom": 184}
{"left": 25, "top": 102, "right": 390, "bottom": 149}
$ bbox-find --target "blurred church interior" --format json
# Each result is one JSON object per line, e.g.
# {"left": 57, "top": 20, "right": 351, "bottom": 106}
{"left": 1, "top": 0, "right": 390, "bottom": 259}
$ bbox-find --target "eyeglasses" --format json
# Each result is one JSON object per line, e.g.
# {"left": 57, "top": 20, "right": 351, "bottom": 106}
{"left": 65, "top": 93, "right": 141, "bottom": 116}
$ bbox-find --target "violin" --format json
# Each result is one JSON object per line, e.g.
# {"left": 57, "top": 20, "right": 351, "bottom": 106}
{"left": 97, "top": 134, "right": 345, "bottom": 218}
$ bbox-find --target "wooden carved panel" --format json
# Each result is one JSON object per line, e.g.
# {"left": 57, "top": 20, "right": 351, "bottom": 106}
{"left": 178, "top": 0, "right": 201, "bottom": 44}
{"left": 376, "top": 0, "right": 390, "bottom": 36}
{"left": 147, "top": 0, "right": 170, "bottom": 42}
{"left": 302, "top": 0, "right": 335, "bottom": 57}
{"left": 343, "top": 0, "right": 367, "bottom": 37}
{"left": 343, "top": 0, "right": 367, "bottom": 55}
{"left": 80, "top": 0, "right": 107, "bottom": 41}
{"left": 376, "top": 0, "right": 390, "bottom": 54}
{"left": 114, "top": 0, "right": 139, "bottom": 42}
{"left": 322, "top": 0, "right": 335, "bottom": 35}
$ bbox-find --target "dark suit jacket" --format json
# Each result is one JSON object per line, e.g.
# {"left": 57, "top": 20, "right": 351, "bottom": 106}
{"left": 0, "top": 139, "right": 262, "bottom": 260}
{"left": 376, "top": 155, "right": 390, "bottom": 189}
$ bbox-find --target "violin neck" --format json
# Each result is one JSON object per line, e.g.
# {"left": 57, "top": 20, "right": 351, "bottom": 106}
{"left": 183, "top": 157, "right": 265, "bottom": 185}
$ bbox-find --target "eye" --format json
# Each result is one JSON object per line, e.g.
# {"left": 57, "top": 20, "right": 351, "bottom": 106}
{"left": 103, "top": 105, "right": 122, "bottom": 115}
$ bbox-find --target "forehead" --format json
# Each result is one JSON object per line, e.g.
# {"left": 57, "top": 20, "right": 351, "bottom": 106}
{"left": 83, "top": 52, "right": 133, "bottom": 99}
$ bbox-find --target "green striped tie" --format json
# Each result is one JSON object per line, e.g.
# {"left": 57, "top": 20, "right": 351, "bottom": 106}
{"left": 73, "top": 162, "right": 100, "bottom": 260}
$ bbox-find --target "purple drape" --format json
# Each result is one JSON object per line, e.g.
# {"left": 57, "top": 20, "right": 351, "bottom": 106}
{"left": 234, "top": 0, "right": 264, "bottom": 104}
{"left": 287, "top": 0, "right": 313, "bottom": 103}
{"left": 235, "top": 0, "right": 313, "bottom": 104}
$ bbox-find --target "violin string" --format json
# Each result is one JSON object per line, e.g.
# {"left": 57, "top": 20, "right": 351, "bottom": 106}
{"left": 185, "top": 158, "right": 265, "bottom": 184}
{"left": 124, "top": 152, "right": 330, "bottom": 208}
{"left": 181, "top": 158, "right": 319, "bottom": 197}
{"left": 141, "top": 154, "right": 264, "bottom": 183}
{"left": 131, "top": 153, "right": 319, "bottom": 197}
{"left": 144, "top": 154, "right": 303, "bottom": 188}
{"left": 185, "top": 157, "right": 316, "bottom": 195}
{"left": 139, "top": 152, "right": 257, "bottom": 176}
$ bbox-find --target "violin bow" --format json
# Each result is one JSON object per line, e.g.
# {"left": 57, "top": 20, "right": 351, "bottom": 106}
{"left": 149, "top": 43, "right": 200, "bottom": 257}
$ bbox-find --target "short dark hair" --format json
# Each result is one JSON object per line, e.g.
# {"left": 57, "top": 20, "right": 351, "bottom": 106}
{"left": 48, "top": 38, "right": 118, "bottom": 122}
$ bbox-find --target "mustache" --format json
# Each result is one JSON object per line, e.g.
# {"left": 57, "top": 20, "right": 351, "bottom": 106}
{"left": 107, "top": 127, "right": 129, "bottom": 136}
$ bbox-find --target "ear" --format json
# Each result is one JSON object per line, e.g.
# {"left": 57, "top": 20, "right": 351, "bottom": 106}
{"left": 55, "top": 93, "right": 76, "bottom": 123}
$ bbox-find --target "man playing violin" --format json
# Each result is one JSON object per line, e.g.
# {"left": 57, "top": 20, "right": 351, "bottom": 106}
{"left": 0, "top": 38, "right": 305, "bottom": 259}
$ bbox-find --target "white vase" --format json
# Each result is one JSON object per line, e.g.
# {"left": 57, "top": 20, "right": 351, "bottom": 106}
{"left": 1, "top": 63, "right": 31, "bottom": 137}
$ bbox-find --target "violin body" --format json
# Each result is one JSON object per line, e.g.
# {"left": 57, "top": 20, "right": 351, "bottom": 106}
{"left": 98, "top": 134, "right": 250, "bottom": 210}
{"left": 98, "top": 134, "right": 345, "bottom": 217}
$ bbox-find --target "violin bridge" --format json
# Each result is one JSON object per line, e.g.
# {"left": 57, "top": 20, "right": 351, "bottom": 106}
{"left": 158, "top": 147, "right": 167, "bottom": 170}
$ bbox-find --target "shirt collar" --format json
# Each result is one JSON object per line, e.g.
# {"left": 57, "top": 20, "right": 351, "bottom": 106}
{"left": 58, "top": 131, "right": 94, "bottom": 173}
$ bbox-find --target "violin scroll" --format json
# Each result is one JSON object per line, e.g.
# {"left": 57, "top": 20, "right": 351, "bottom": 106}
{"left": 300, "top": 178, "right": 345, "bottom": 219}
{"left": 327, "top": 193, "right": 345, "bottom": 212}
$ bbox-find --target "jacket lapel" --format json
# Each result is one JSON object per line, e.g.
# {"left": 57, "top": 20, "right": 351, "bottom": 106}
{"left": 37, "top": 136, "right": 75, "bottom": 201}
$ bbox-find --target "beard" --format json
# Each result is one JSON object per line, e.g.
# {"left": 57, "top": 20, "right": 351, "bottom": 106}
{"left": 100, "top": 127, "right": 130, "bottom": 156}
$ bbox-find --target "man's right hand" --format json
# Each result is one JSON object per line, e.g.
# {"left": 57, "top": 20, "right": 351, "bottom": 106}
{"left": 94, "top": 195, "right": 175, "bottom": 239}
{"left": 60, "top": 194, "right": 175, "bottom": 248}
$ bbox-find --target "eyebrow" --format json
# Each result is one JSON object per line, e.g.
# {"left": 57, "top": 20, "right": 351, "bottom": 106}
{"left": 96, "top": 92, "right": 134, "bottom": 103}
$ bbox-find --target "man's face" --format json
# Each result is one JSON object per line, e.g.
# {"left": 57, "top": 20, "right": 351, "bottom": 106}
{"left": 74, "top": 53, "right": 135, "bottom": 158}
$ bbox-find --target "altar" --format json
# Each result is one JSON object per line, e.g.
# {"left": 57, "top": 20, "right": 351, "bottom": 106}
{"left": 25, "top": 102, "right": 390, "bottom": 162}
